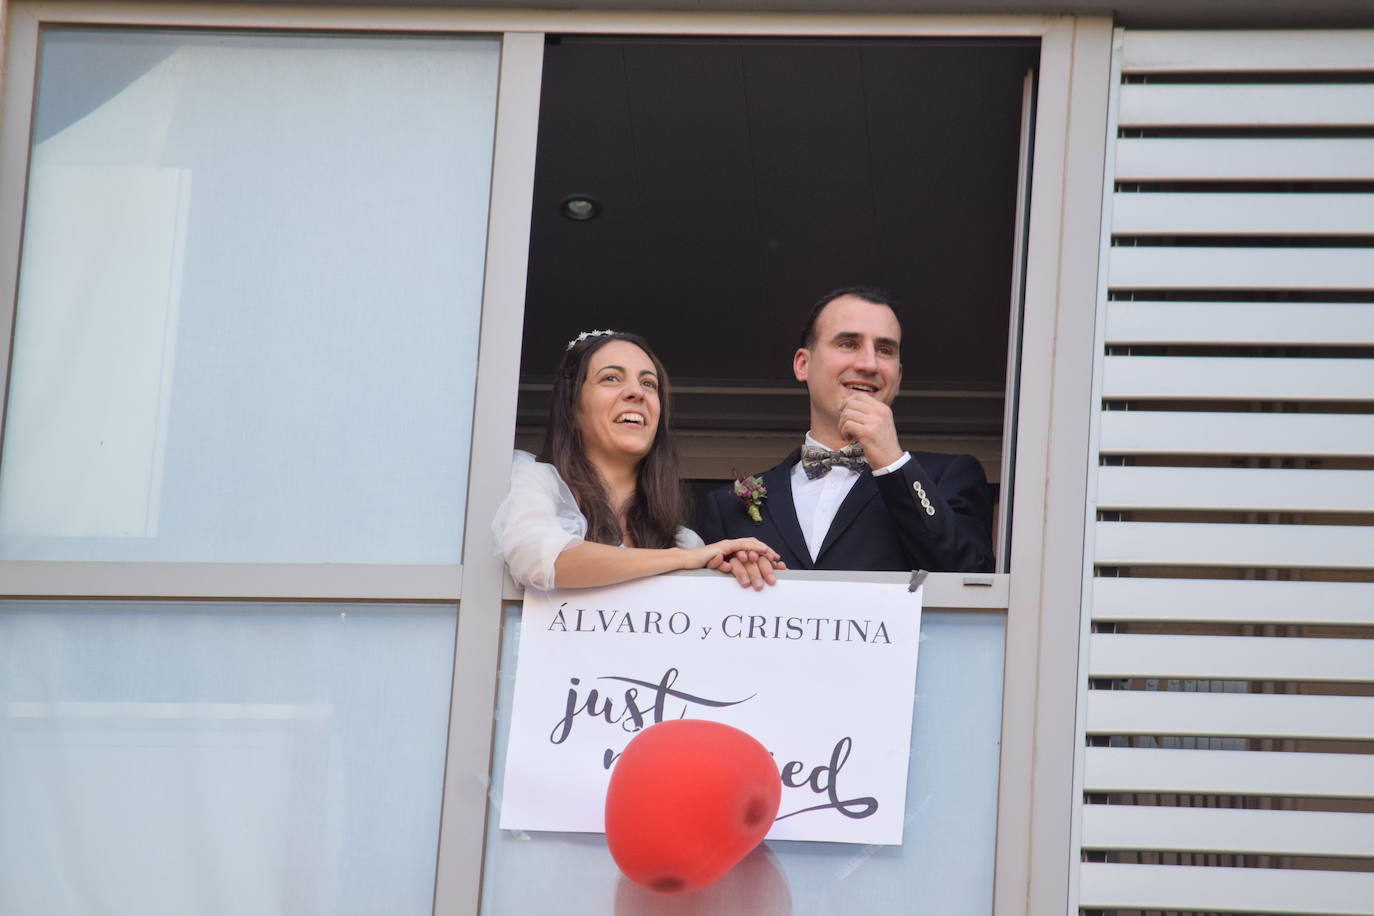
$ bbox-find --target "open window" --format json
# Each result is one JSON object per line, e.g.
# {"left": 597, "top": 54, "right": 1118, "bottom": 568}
{"left": 486, "top": 34, "right": 1050, "bottom": 915}
{"left": 515, "top": 36, "right": 1038, "bottom": 570}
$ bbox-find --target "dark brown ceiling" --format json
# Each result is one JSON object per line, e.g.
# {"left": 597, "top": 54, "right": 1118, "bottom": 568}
{"left": 521, "top": 37, "right": 1037, "bottom": 436}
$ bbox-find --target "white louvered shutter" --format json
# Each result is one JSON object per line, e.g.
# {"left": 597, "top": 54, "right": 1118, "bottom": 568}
{"left": 1077, "top": 30, "right": 1374, "bottom": 916}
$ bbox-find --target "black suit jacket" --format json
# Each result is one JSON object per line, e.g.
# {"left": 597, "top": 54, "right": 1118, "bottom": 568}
{"left": 698, "top": 449, "right": 995, "bottom": 573}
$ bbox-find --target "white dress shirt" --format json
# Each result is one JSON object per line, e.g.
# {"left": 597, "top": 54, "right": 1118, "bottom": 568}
{"left": 790, "top": 434, "right": 911, "bottom": 562}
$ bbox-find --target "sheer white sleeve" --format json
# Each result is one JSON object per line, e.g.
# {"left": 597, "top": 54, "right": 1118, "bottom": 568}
{"left": 492, "top": 451, "right": 586, "bottom": 590}
{"left": 675, "top": 526, "right": 705, "bottom": 549}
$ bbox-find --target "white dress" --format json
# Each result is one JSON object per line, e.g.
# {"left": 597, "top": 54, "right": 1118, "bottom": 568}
{"left": 492, "top": 450, "right": 705, "bottom": 590}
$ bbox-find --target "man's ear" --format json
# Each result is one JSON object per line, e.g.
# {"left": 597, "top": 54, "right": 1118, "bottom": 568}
{"left": 793, "top": 347, "right": 810, "bottom": 383}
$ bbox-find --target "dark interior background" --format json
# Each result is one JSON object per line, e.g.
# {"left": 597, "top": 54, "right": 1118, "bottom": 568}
{"left": 518, "top": 36, "right": 1038, "bottom": 469}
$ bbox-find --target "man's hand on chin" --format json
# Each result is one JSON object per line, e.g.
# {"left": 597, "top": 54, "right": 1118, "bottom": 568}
{"left": 838, "top": 392, "right": 904, "bottom": 468}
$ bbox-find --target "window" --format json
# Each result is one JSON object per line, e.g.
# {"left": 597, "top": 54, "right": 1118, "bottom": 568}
{"left": 515, "top": 37, "right": 1039, "bottom": 570}
{"left": 0, "top": 29, "right": 497, "bottom": 563}
{"left": 0, "top": 21, "right": 505, "bottom": 915}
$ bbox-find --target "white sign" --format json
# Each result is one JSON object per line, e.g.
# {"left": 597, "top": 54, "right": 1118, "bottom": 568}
{"left": 500, "top": 575, "right": 923, "bottom": 845}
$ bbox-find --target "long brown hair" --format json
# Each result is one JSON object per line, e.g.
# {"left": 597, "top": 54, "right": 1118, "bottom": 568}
{"left": 538, "top": 331, "right": 688, "bottom": 548}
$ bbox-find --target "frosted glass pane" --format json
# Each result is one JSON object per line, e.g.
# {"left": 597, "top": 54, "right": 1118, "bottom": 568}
{"left": 0, "top": 600, "right": 456, "bottom": 916}
{"left": 0, "top": 30, "right": 499, "bottom": 562}
{"left": 481, "top": 606, "right": 1004, "bottom": 915}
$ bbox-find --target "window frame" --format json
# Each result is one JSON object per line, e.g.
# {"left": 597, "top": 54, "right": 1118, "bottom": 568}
{"left": 0, "top": 6, "right": 1111, "bottom": 915}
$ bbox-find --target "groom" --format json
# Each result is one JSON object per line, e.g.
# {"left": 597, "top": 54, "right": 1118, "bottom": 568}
{"left": 698, "top": 287, "right": 995, "bottom": 574}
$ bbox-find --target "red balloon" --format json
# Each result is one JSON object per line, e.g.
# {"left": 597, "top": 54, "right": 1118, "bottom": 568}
{"left": 605, "top": 719, "right": 781, "bottom": 894}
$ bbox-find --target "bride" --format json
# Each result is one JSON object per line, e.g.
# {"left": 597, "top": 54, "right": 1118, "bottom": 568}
{"left": 495, "top": 330, "right": 783, "bottom": 590}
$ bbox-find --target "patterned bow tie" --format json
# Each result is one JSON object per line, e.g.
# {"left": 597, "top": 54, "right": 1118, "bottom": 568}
{"left": 800, "top": 442, "right": 868, "bottom": 480}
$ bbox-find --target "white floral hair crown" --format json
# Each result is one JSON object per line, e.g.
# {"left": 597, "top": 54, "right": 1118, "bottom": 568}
{"left": 565, "top": 329, "right": 618, "bottom": 351}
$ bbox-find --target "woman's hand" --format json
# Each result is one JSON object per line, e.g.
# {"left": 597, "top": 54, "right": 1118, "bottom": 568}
{"left": 683, "top": 538, "right": 786, "bottom": 590}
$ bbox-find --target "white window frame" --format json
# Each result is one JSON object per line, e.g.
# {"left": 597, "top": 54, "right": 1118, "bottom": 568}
{"left": 0, "top": 6, "right": 1111, "bottom": 914}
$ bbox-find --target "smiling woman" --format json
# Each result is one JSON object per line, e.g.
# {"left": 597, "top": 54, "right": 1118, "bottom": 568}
{"left": 492, "top": 330, "right": 787, "bottom": 590}
{"left": 575, "top": 339, "right": 663, "bottom": 482}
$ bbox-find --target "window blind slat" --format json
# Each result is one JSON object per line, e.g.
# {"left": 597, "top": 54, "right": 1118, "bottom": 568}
{"left": 1116, "top": 138, "right": 1374, "bottom": 182}
{"left": 1106, "top": 302, "right": 1374, "bottom": 345}
{"left": 1083, "top": 805, "right": 1374, "bottom": 858}
{"left": 1122, "top": 30, "right": 1374, "bottom": 73}
{"left": 1092, "top": 576, "right": 1374, "bottom": 626}
{"left": 1086, "top": 690, "right": 1374, "bottom": 741}
{"left": 1080, "top": 862, "right": 1374, "bottom": 915}
{"left": 1113, "top": 194, "right": 1374, "bottom": 237}
{"left": 1095, "top": 521, "right": 1374, "bottom": 569}
{"left": 1109, "top": 246, "right": 1374, "bottom": 291}
{"left": 1100, "top": 411, "right": 1374, "bottom": 457}
{"left": 1120, "top": 84, "right": 1374, "bottom": 128}
{"left": 1085, "top": 747, "right": 1374, "bottom": 798}
{"left": 1097, "top": 465, "right": 1374, "bottom": 513}
{"left": 1102, "top": 356, "right": 1374, "bottom": 401}
{"left": 1089, "top": 632, "right": 1374, "bottom": 682}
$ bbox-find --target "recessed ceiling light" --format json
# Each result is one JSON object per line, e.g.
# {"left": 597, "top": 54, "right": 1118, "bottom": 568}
{"left": 561, "top": 195, "right": 600, "bottom": 221}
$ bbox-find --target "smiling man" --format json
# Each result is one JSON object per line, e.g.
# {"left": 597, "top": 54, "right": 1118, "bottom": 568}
{"left": 698, "top": 287, "right": 995, "bottom": 573}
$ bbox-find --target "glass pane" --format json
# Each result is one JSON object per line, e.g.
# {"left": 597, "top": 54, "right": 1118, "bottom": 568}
{"left": 0, "top": 29, "right": 499, "bottom": 563}
{"left": 481, "top": 604, "right": 1004, "bottom": 915}
{"left": 0, "top": 600, "right": 456, "bottom": 916}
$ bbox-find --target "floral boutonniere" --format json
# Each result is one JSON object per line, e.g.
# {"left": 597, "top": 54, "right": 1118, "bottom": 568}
{"left": 732, "top": 474, "right": 767, "bottom": 524}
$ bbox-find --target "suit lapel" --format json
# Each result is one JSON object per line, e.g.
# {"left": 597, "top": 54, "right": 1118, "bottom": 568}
{"left": 817, "top": 469, "right": 880, "bottom": 562}
{"left": 761, "top": 451, "right": 812, "bottom": 569}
